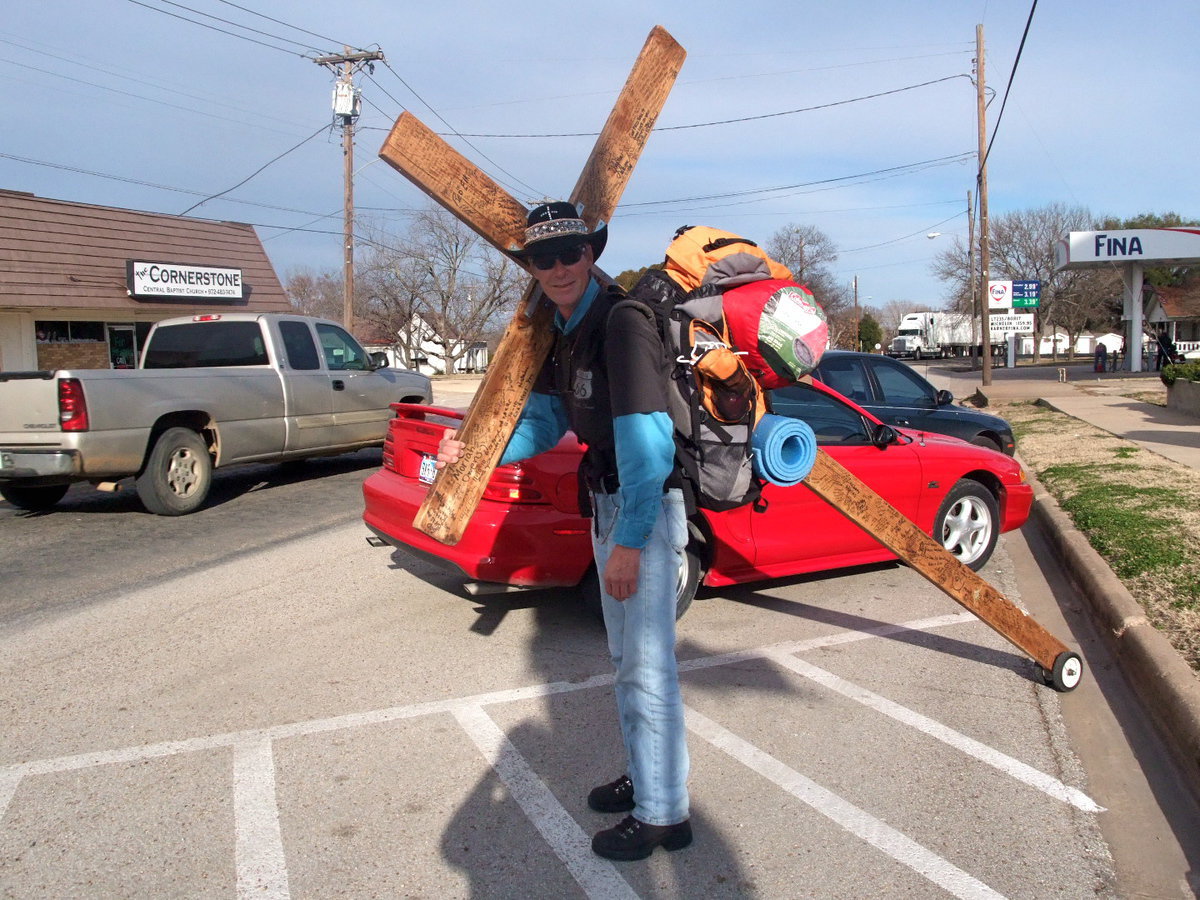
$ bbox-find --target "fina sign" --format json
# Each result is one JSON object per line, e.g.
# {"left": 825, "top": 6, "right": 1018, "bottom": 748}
{"left": 1055, "top": 227, "right": 1200, "bottom": 270}
{"left": 126, "top": 260, "right": 247, "bottom": 301}
{"left": 988, "top": 279, "right": 1041, "bottom": 309}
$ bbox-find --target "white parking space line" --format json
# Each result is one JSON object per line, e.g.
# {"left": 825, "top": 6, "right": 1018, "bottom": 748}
{"left": 2, "top": 609, "right": 1095, "bottom": 898}
{"left": 232, "top": 740, "right": 291, "bottom": 900}
{"left": 685, "top": 706, "right": 1008, "bottom": 900}
{"left": 677, "top": 612, "right": 977, "bottom": 675}
{"left": 765, "top": 651, "right": 1103, "bottom": 813}
{"left": 0, "top": 770, "right": 20, "bottom": 822}
{"left": 2, "top": 614, "right": 973, "bottom": 781}
{"left": 453, "top": 705, "right": 638, "bottom": 900}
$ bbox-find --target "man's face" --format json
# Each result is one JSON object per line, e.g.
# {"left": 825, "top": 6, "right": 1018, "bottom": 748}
{"left": 529, "top": 242, "right": 594, "bottom": 316}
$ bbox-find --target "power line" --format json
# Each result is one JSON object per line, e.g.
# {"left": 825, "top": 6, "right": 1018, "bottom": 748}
{"left": 0, "top": 38, "right": 303, "bottom": 132}
{"left": 622, "top": 153, "right": 974, "bottom": 208}
{"left": 0, "top": 150, "right": 329, "bottom": 216}
{"left": 981, "top": 0, "right": 1037, "bottom": 171}
{"left": 180, "top": 122, "right": 333, "bottom": 215}
{"left": 374, "top": 60, "right": 544, "bottom": 201}
{"left": 149, "top": 0, "right": 326, "bottom": 51}
{"left": 840, "top": 212, "right": 966, "bottom": 253}
{"left": 122, "top": 0, "right": 310, "bottom": 57}
{"left": 211, "top": 0, "right": 354, "bottom": 49}
{"left": 431, "top": 75, "right": 971, "bottom": 138}
{"left": 0, "top": 55, "right": 303, "bottom": 136}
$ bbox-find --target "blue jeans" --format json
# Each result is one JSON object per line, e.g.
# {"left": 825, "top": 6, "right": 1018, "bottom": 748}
{"left": 590, "top": 488, "right": 690, "bottom": 826}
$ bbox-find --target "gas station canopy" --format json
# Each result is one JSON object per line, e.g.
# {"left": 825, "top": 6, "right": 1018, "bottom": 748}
{"left": 1054, "top": 228, "right": 1200, "bottom": 371}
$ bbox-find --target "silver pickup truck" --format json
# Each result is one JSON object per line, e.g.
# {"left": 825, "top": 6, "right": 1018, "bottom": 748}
{"left": 0, "top": 312, "right": 431, "bottom": 515}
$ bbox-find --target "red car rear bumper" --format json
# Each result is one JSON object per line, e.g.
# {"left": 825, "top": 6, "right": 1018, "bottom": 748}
{"left": 362, "top": 468, "right": 594, "bottom": 588}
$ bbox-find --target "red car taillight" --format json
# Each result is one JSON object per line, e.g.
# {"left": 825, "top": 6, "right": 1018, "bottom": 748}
{"left": 482, "top": 465, "right": 544, "bottom": 504}
{"left": 58, "top": 378, "right": 89, "bottom": 432}
{"left": 381, "top": 429, "right": 397, "bottom": 471}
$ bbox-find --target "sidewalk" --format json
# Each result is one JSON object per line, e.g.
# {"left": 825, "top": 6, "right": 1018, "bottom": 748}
{"left": 970, "top": 366, "right": 1200, "bottom": 471}
{"left": 943, "top": 364, "right": 1200, "bottom": 799}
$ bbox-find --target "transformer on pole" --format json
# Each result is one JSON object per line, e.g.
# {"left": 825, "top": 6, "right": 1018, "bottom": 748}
{"left": 314, "top": 48, "right": 385, "bottom": 329}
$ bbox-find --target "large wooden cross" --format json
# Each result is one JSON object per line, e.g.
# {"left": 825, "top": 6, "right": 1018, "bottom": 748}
{"left": 376, "top": 26, "right": 1082, "bottom": 691}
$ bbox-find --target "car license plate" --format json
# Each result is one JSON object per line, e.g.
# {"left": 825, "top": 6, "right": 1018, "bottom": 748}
{"left": 419, "top": 454, "right": 437, "bottom": 485}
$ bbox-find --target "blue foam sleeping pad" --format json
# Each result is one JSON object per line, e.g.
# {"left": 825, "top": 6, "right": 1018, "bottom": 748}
{"left": 751, "top": 414, "right": 817, "bottom": 486}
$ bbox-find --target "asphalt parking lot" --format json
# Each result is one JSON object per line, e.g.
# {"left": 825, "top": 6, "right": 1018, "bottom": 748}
{"left": 2, "top": 367, "right": 1198, "bottom": 898}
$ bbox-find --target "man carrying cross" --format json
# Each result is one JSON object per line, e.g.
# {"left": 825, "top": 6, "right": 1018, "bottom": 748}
{"left": 437, "top": 201, "right": 693, "bottom": 861}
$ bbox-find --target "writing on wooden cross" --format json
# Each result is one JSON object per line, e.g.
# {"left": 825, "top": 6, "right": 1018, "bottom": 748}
{"left": 378, "top": 25, "right": 686, "bottom": 547}
{"left": 375, "top": 27, "right": 1082, "bottom": 689}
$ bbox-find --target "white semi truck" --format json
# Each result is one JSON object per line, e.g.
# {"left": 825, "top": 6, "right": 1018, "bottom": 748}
{"left": 887, "top": 311, "right": 982, "bottom": 359}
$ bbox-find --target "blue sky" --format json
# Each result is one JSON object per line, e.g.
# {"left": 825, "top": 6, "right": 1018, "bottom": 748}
{"left": 2, "top": 1, "right": 1196, "bottom": 309}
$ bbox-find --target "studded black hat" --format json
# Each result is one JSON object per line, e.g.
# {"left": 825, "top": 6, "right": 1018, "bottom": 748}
{"left": 512, "top": 201, "right": 607, "bottom": 262}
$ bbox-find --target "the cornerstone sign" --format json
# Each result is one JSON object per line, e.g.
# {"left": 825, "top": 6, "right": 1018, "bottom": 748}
{"left": 126, "top": 260, "right": 247, "bottom": 301}
{"left": 1055, "top": 228, "right": 1200, "bottom": 270}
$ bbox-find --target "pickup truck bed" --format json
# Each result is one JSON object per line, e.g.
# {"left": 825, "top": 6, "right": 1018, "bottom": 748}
{"left": 0, "top": 313, "right": 432, "bottom": 514}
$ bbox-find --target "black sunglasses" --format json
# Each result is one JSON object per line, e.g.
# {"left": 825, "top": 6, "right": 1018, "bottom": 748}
{"left": 530, "top": 244, "right": 586, "bottom": 271}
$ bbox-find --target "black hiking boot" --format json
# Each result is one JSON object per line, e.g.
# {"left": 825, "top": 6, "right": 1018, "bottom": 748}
{"left": 587, "top": 774, "right": 635, "bottom": 813}
{"left": 591, "top": 815, "right": 693, "bottom": 861}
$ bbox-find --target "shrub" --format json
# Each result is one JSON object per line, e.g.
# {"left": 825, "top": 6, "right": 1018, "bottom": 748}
{"left": 1160, "top": 360, "right": 1200, "bottom": 387}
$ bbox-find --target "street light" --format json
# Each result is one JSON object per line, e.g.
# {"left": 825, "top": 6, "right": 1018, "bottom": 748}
{"left": 926, "top": 232, "right": 942, "bottom": 239}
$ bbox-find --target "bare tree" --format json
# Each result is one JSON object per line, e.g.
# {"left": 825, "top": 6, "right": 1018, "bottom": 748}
{"left": 288, "top": 207, "right": 524, "bottom": 372}
{"left": 766, "top": 223, "right": 851, "bottom": 346}
{"left": 877, "top": 299, "right": 912, "bottom": 343}
{"left": 932, "top": 202, "right": 1103, "bottom": 361}
{"left": 401, "top": 205, "right": 524, "bottom": 373}
{"left": 284, "top": 268, "right": 343, "bottom": 320}
{"left": 355, "top": 220, "right": 431, "bottom": 368}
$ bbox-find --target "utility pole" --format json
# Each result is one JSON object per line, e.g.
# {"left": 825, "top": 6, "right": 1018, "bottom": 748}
{"left": 314, "top": 47, "right": 385, "bottom": 329}
{"left": 967, "top": 189, "right": 976, "bottom": 365}
{"left": 975, "top": 24, "right": 993, "bottom": 385}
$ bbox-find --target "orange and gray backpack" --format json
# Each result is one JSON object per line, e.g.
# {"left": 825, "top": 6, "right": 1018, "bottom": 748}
{"left": 617, "top": 226, "right": 828, "bottom": 512}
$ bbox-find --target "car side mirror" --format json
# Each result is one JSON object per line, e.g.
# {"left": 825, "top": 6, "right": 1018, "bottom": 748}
{"left": 369, "top": 352, "right": 389, "bottom": 369}
{"left": 871, "top": 422, "right": 899, "bottom": 448}
{"left": 935, "top": 389, "right": 954, "bottom": 406}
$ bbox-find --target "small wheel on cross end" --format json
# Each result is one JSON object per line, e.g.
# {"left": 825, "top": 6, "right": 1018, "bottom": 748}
{"left": 1044, "top": 651, "right": 1084, "bottom": 692}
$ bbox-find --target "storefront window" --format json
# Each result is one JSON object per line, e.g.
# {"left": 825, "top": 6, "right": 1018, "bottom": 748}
{"left": 35, "top": 320, "right": 105, "bottom": 342}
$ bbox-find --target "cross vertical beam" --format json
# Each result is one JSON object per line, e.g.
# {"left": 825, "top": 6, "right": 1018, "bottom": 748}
{"left": 379, "top": 26, "right": 686, "bottom": 545}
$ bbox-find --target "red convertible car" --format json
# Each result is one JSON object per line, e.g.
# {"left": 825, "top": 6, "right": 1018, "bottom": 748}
{"left": 362, "top": 380, "right": 1033, "bottom": 618}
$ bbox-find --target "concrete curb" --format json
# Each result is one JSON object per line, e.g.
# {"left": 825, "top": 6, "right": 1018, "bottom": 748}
{"left": 1027, "top": 475, "right": 1200, "bottom": 796}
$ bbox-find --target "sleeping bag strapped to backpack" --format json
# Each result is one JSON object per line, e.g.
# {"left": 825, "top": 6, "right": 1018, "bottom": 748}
{"left": 618, "top": 227, "right": 828, "bottom": 512}
{"left": 662, "top": 226, "right": 828, "bottom": 389}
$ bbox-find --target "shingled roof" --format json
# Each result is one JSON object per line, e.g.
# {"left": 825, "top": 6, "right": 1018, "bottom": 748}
{"left": 1154, "top": 279, "right": 1200, "bottom": 321}
{"left": 0, "top": 190, "right": 289, "bottom": 312}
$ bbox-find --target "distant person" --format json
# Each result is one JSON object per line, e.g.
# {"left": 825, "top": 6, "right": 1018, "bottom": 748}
{"left": 1155, "top": 332, "right": 1172, "bottom": 371}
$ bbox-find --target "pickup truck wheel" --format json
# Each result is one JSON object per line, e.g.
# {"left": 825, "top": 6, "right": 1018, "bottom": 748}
{"left": 137, "top": 427, "right": 212, "bottom": 516}
{"left": 0, "top": 482, "right": 70, "bottom": 511}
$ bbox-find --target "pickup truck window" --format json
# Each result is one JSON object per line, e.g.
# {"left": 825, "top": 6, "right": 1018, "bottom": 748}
{"left": 316, "top": 323, "right": 370, "bottom": 371}
{"left": 279, "top": 320, "right": 321, "bottom": 370}
{"left": 143, "top": 321, "right": 269, "bottom": 368}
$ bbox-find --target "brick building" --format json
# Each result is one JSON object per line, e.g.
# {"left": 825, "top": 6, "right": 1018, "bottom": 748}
{"left": 0, "top": 190, "right": 291, "bottom": 371}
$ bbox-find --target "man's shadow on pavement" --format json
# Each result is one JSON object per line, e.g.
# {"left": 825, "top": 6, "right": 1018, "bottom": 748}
{"left": 440, "top": 593, "right": 774, "bottom": 897}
